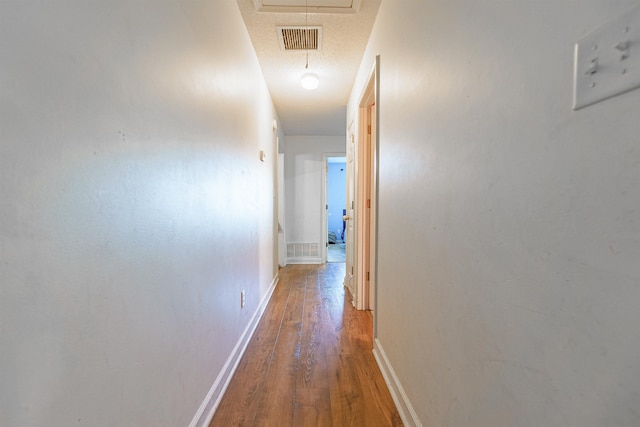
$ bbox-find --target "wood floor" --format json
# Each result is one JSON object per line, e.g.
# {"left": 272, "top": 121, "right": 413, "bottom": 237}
{"left": 209, "top": 263, "right": 403, "bottom": 427}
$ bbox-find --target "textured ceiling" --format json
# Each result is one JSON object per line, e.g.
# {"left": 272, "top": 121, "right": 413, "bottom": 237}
{"left": 237, "top": 0, "right": 381, "bottom": 136}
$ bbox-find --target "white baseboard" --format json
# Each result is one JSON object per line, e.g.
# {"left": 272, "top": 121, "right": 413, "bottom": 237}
{"left": 285, "top": 256, "right": 323, "bottom": 264}
{"left": 189, "top": 274, "right": 279, "bottom": 427}
{"left": 373, "top": 338, "right": 423, "bottom": 427}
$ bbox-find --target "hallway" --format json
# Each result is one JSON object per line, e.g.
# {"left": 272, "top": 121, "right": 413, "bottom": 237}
{"left": 4, "top": 1, "right": 640, "bottom": 425}
{"left": 210, "top": 264, "right": 402, "bottom": 426}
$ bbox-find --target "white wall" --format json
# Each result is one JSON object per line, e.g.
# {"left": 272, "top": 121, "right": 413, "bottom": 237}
{"left": 284, "top": 136, "right": 345, "bottom": 262}
{"left": 349, "top": 1, "right": 640, "bottom": 426}
{"left": 0, "top": 1, "right": 278, "bottom": 426}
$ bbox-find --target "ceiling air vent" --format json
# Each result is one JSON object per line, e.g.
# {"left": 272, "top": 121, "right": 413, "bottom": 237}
{"left": 278, "top": 26, "right": 322, "bottom": 51}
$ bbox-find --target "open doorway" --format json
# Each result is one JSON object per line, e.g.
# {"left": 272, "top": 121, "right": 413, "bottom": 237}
{"left": 323, "top": 154, "right": 346, "bottom": 263}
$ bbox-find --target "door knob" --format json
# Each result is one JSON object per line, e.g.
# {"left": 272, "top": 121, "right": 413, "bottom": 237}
{"left": 343, "top": 215, "right": 351, "bottom": 221}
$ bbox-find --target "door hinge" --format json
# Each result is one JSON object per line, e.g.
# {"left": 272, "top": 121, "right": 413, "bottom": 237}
{"left": 367, "top": 125, "right": 372, "bottom": 134}
{"left": 366, "top": 272, "right": 370, "bottom": 281}
{"left": 367, "top": 199, "right": 370, "bottom": 208}
{"left": 326, "top": 204, "right": 328, "bottom": 210}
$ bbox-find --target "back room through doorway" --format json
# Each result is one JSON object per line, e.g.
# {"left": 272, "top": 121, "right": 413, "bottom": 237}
{"left": 327, "top": 156, "right": 346, "bottom": 263}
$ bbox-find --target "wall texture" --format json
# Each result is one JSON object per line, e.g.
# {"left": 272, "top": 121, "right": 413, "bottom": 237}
{"left": 349, "top": 0, "right": 640, "bottom": 426}
{"left": 0, "top": 1, "right": 278, "bottom": 426}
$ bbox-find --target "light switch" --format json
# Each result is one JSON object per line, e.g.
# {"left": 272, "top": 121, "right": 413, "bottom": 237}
{"left": 573, "top": 4, "right": 640, "bottom": 109}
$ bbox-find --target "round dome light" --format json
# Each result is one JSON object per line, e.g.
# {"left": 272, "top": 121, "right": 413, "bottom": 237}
{"left": 300, "top": 73, "right": 320, "bottom": 90}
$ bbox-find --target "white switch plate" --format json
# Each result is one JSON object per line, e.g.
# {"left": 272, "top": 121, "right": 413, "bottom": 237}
{"left": 573, "top": 4, "right": 640, "bottom": 110}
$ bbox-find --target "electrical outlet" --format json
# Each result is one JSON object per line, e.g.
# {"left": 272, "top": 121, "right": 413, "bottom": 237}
{"left": 241, "top": 290, "right": 245, "bottom": 308}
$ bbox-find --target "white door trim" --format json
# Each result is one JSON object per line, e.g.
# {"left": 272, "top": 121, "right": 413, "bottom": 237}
{"left": 352, "top": 56, "right": 380, "bottom": 327}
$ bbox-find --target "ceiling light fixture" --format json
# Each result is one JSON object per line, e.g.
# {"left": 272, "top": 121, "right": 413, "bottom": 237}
{"left": 300, "top": 0, "right": 319, "bottom": 90}
{"left": 301, "top": 73, "right": 320, "bottom": 90}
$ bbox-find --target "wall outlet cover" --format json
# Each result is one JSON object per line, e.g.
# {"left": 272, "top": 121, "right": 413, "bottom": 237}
{"left": 574, "top": 4, "right": 640, "bottom": 109}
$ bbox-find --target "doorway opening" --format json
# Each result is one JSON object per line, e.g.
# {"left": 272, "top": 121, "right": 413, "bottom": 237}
{"left": 323, "top": 154, "right": 347, "bottom": 263}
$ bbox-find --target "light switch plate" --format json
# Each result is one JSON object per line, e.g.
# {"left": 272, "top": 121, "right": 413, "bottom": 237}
{"left": 574, "top": 4, "right": 640, "bottom": 110}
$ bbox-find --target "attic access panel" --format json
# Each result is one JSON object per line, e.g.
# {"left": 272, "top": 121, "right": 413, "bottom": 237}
{"left": 255, "top": 0, "right": 361, "bottom": 14}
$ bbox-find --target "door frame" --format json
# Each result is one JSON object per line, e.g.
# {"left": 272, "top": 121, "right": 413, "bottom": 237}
{"left": 277, "top": 150, "right": 286, "bottom": 267}
{"left": 351, "top": 56, "right": 380, "bottom": 318}
{"left": 344, "top": 123, "right": 356, "bottom": 300}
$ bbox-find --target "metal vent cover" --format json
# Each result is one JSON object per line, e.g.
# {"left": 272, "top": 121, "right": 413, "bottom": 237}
{"left": 287, "top": 243, "right": 319, "bottom": 258}
{"left": 278, "top": 26, "right": 322, "bottom": 51}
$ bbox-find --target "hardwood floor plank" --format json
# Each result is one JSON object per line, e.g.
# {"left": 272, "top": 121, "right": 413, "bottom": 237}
{"left": 328, "top": 352, "right": 366, "bottom": 426}
{"left": 253, "top": 284, "right": 304, "bottom": 425}
{"left": 209, "top": 343, "right": 271, "bottom": 427}
{"left": 293, "top": 388, "right": 332, "bottom": 426}
{"left": 209, "top": 263, "right": 402, "bottom": 427}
